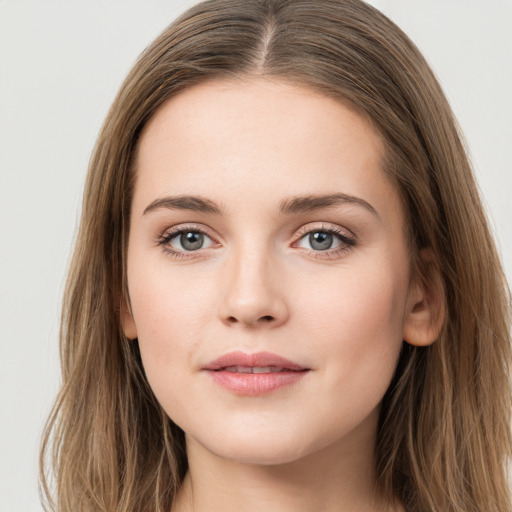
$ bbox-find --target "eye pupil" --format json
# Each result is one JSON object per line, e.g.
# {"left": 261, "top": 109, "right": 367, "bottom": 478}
{"left": 309, "top": 231, "right": 333, "bottom": 250}
{"left": 180, "top": 232, "right": 204, "bottom": 251}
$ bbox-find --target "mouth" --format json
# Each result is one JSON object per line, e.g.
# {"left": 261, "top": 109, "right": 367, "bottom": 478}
{"left": 220, "top": 365, "right": 295, "bottom": 373}
{"left": 202, "top": 351, "right": 310, "bottom": 395}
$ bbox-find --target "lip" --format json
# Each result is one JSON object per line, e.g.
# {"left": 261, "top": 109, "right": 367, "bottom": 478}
{"left": 203, "top": 351, "right": 307, "bottom": 371}
{"left": 202, "top": 351, "right": 310, "bottom": 396}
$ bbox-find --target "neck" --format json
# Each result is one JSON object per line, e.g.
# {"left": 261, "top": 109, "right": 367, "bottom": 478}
{"left": 171, "top": 412, "right": 401, "bottom": 512}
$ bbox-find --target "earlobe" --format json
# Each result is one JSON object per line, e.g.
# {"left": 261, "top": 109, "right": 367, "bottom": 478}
{"left": 121, "top": 297, "right": 138, "bottom": 340}
{"left": 403, "top": 249, "right": 445, "bottom": 347}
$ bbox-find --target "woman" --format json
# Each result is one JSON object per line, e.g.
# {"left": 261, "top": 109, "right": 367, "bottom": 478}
{"left": 40, "top": 1, "right": 512, "bottom": 511}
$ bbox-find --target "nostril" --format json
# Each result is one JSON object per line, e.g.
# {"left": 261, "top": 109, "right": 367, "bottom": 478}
{"left": 226, "top": 314, "right": 275, "bottom": 324}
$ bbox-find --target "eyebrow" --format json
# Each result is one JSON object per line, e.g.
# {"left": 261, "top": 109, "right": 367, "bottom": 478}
{"left": 279, "top": 193, "right": 378, "bottom": 217}
{"left": 143, "top": 195, "right": 222, "bottom": 216}
{"left": 142, "top": 192, "right": 378, "bottom": 217}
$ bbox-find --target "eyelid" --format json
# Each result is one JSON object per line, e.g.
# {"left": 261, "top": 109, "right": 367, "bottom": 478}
{"left": 157, "top": 223, "right": 218, "bottom": 240}
{"left": 294, "top": 222, "right": 355, "bottom": 240}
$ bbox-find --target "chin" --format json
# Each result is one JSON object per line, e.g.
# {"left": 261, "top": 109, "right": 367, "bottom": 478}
{"left": 209, "top": 443, "right": 311, "bottom": 466}
{"left": 188, "top": 425, "right": 334, "bottom": 467}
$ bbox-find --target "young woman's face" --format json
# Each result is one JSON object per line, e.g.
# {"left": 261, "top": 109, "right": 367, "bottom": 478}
{"left": 124, "top": 78, "right": 416, "bottom": 465}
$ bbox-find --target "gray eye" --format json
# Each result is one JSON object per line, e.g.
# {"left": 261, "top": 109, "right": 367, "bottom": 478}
{"left": 169, "top": 231, "right": 206, "bottom": 251}
{"left": 180, "top": 232, "right": 204, "bottom": 251}
{"left": 308, "top": 232, "right": 333, "bottom": 251}
{"left": 166, "top": 228, "right": 216, "bottom": 253}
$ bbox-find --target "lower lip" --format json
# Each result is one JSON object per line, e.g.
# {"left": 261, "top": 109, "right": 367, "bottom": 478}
{"left": 205, "top": 370, "right": 309, "bottom": 396}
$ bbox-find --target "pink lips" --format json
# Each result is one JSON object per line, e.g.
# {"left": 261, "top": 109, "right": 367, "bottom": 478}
{"left": 202, "top": 351, "right": 310, "bottom": 396}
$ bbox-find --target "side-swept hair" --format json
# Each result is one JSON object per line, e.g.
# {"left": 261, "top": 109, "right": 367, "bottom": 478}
{"left": 40, "top": 1, "right": 511, "bottom": 511}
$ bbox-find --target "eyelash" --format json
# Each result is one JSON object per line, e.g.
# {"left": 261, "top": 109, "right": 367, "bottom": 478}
{"left": 294, "top": 224, "right": 356, "bottom": 259}
{"left": 156, "top": 224, "right": 219, "bottom": 259}
{"left": 156, "top": 223, "right": 357, "bottom": 260}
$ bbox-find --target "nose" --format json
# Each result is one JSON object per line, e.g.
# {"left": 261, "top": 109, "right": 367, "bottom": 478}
{"left": 218, "top": 248, "right": 289, "bottom": 328}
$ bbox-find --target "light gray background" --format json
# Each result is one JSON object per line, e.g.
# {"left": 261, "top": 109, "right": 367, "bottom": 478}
{"left": 1, "top": 1, "right": 511, "bottom": 511}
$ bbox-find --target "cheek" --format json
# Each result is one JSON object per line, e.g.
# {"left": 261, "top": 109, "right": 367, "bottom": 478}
{"left": 130, "top": 286, "right": 201, "bottom": 424}
{"left": 126, "top": 257, "right": 218, "bottom": 392}
{"left": 295, "top": 263, "right": 407, "bottom": 396}
{"left": 299, "top": 261, "right": 407, "bottom": 334}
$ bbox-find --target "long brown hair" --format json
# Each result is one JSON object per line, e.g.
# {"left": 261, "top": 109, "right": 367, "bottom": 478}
{"left": 40, "top": 1, "right": 512, "bottom": 510}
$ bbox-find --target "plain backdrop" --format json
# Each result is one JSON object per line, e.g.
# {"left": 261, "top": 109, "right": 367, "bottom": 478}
{"left": 1, "top": 1, "right": 511, "bottom": 511}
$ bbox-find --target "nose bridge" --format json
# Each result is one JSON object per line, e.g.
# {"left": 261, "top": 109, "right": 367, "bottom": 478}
{"left": 219, "top": 238, "right": 287, "bottom": 327}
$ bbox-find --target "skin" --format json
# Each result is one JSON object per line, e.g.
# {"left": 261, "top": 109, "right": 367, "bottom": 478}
{"left": 123, "top": 77, "right": 439, "bottom": 512}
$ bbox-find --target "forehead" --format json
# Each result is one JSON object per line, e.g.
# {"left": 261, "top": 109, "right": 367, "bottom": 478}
{"left": 133, "top": 77, "right": 400, "bottom": 222}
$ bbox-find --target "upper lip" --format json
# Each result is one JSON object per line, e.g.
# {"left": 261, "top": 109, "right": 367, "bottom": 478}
{"left": 202, "top": 351, "right": 308, "bottom": 371}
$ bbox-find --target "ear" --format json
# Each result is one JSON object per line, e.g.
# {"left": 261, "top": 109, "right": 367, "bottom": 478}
{"left": 121, "top": 295, "right": 138, "bottom": 340}
{"left": 403, "top": 248, "right": 445, "bottom": 347}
